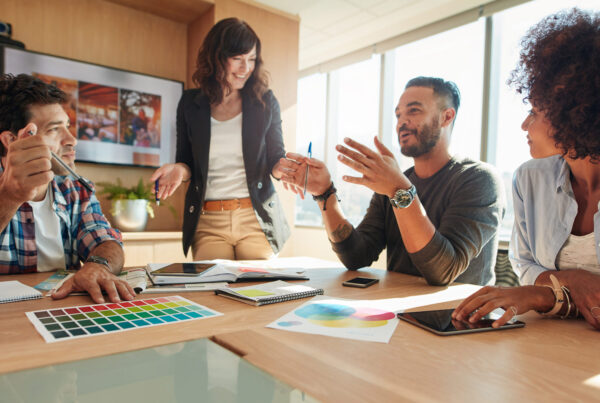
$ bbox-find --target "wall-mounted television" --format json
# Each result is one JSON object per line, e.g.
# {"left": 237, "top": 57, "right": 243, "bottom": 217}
{"left": 0, "top": 46, "right": 183, "bottom": 168}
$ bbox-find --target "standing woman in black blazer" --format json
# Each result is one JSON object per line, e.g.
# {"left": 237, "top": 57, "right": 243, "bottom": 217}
{"left": 151, "top": 18, "right": 297, "bottom": 260}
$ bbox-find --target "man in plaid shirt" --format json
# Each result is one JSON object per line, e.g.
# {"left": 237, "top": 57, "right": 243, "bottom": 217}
{"left": 0, "top": 74, "right": 135, "bottom": 303}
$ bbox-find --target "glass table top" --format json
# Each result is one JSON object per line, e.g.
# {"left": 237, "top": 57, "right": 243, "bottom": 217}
{"left": 0, "top": 338, "right": 318, "bottom": 403}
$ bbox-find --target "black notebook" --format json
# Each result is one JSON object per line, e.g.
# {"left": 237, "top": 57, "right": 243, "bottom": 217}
{"left": 215, "top": 280, "right": 324, "bottom": 306}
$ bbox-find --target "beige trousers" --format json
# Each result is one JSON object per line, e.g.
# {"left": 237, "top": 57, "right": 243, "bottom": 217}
{"left": 191, "top": 207, "right": 274, "bottom": 260}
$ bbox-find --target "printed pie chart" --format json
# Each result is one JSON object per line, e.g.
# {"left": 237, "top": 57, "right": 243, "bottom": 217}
{"left": 293, "top": 302, "right": 395, "bottom": 328}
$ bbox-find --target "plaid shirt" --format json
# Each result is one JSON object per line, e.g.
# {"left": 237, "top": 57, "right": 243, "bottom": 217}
{"left": 0, "top": 173, "right": 122, "bottom": 274}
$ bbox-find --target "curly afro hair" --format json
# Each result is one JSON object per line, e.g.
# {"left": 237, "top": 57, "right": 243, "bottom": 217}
{"left": 508, "top": 8, "right": 600, "bottom": 161}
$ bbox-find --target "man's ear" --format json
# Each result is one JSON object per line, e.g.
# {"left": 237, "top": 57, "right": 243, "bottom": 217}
{"left": 440, "top": 108, "right": 456, "bottom": 128}
{"left": 0, "top": 131, "right": 16, "bottom": 150}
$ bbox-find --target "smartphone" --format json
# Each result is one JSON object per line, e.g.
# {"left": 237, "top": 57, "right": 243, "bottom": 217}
{"left": 342, "top": 276, "right": 379, "bottom": 288}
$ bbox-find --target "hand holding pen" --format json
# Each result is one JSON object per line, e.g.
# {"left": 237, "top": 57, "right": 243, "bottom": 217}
{"left": 0, "top": 123, "right": 62, "bottom": 203}
{"left": 24, "top": 123, "right": 93, "bottom": 192}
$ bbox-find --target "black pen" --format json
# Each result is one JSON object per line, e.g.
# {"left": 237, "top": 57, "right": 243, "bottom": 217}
{"left": 27, "top": 130, "right": 93, "bottom": 192}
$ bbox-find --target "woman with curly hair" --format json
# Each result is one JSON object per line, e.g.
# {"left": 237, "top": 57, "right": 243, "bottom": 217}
{"left": 453, "top": 8, "right": 600, "bottom": 329}
{"left": 151, "top": 18, "right": 299, "bottom": 260}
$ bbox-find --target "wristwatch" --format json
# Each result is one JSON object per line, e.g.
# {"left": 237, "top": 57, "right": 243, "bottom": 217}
{"left": 86, "top": 255, "right": 111, "bottom": 271}
{"left": 389, "top": 185, "right": 417, "bottom": 208}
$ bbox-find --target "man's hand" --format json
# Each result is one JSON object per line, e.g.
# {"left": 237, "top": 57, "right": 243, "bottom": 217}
{"left": 0, "top": 123, "right": 54, "bottom": 204}
{"left": 336, "top": 136, "right": 408, "bottom": 197}
{"left": 52, "top": 263, "right": 136, "bottom": 304}
{"left": 280, "top": 153, "right": 332, "bottom": 197}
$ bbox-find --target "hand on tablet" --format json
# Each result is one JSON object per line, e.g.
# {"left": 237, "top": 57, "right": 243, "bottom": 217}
{"left": 452, "top": 285, "right": 554, "bottom": 328}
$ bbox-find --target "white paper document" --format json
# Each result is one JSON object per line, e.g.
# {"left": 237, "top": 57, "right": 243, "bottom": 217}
{"left": 267, "top": 295, "right": 400, "bottom": 343}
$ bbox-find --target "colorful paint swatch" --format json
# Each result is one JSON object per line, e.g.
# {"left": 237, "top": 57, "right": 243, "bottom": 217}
{"left": 267, "top": 296, "right": 399, "bottom": 343}
{"left": 26, "top": 296, "right": 222, "bottom": 343}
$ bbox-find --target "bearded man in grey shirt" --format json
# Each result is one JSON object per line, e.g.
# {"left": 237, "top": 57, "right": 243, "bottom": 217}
{"left": 282, "top": 77, "right": 504, "bottom": 286}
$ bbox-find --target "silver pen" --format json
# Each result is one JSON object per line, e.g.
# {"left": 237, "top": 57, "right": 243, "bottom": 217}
{"left": 27, "top": 130, "right": 93, "bottom": 192}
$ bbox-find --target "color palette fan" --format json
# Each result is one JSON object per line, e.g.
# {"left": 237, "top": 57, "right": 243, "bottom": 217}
{"left": 26, "top": 296, "right": 222, "bottom": 343}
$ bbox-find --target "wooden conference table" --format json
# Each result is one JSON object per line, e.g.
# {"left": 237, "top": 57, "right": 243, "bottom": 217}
{"left": 1, "top": 261, "right": 599, "bottom": 402}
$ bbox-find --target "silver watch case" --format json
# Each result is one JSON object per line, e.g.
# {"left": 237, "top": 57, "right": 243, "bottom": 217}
{"left": 390, "top": 185, "right": 417, "bottom": 208}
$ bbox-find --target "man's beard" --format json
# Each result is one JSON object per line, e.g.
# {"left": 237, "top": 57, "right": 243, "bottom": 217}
{"left": 50, "top": 148, "right": 75, "bottom": 176}
{"left": 399, "top": 117, "right": 441, "bottom": 158}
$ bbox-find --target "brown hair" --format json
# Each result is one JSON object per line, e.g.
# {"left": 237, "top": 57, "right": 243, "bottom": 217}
{"left": 0, "top": 73, "right": 67, "bottom": 156}
{"left": 192, "top": 18, "right": 269, "bottom": 106}
{"left": 509, "top": 8, "right": 600, "bottom": 161}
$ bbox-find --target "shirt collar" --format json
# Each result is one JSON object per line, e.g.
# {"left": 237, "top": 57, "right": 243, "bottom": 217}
{"left": 51, "top": 176, "right": 68, "bottom": 208}
{"left": 555, "top": 156, "right": 572, "bottom": 194}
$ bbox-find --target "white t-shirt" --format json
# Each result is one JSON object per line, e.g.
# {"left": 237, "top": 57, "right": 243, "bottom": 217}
{"left": 556, "top": 232, "right": 600, "bottom": 274}
{"left": 204, "top": 113, "right": 250, "bottom": 201}
{"left": 28, "top": 186, "right": 66, "bottom": 272}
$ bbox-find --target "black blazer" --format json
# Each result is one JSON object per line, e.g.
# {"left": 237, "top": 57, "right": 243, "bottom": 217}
{"left": 176, "top": 88, "right": 290, "bottom": 256}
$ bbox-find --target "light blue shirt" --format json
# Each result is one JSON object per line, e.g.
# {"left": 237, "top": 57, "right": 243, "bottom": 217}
{"left": 510, "top": 155, "right": 600, "bottom": 285}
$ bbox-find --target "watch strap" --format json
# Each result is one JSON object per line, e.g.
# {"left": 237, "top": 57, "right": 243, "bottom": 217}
{"left": 86, "top": 255, "right": 111, "bottom": 272}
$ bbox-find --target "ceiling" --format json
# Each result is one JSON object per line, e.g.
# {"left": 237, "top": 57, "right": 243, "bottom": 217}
{"left": 252, "top": 0, "right": 494, "bottom": 71}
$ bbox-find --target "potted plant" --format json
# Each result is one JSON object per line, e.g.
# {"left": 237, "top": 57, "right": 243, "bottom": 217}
{"left": 96, "top": 178, "right": 176, "bottom": 232}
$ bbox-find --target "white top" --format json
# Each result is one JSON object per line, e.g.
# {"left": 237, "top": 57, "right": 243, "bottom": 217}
{"left": 556, "top": 232, "right": 600, "bottom": 274}
{"left": 509, "top": 155, "right": 600, "bottom": 284}
{"left": 205, "top": 113, "right": 250, "bottom": 200}
{"left": 28, "top": 186, "right": 66, "bottom": 272}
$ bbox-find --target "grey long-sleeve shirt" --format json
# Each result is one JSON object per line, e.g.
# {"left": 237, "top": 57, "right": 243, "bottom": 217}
{"left": 332, "top": 157, "right": 505, "bottom": 286}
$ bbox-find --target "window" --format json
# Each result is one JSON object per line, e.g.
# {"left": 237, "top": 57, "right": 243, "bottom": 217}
{"left": 388, "top": 19, "right": 485, "bottom": 170}
{"left": 295, "top": 0, "right": 600, "bottom": 239}
{"left": 330, "top": 55, "right": 381, "bottom": 226}
{"left": 294, "top": 73, "right": 327, "bottom": 226}
{"left": 295, "top": 56, "right": 380, "bottom": 227}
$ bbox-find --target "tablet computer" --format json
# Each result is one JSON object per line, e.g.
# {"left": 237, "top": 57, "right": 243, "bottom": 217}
{"left": 397, "top": 308, "right": 525, "bottom": 336}
{"left": 152, "top": 263, "right": 216, "bottom": 276}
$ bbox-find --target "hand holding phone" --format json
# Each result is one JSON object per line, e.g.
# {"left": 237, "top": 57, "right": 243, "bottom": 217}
{"left": 342, "top": 276, "right": 379, "bottom": 288}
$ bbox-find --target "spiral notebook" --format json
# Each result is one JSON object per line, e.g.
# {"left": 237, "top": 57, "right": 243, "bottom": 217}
{"left": 215, "top": 280, "right": 324, "bottom": 306}
{"left": 0, "top": 281, "right": 43, "bottom": 304}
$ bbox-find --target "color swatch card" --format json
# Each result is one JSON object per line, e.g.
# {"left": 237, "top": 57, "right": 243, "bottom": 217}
{"left": 267, "top": 296, "right": 399, "bottom": 343}
{"left": 26, "top": 296, "right": 222, "bottom": 343}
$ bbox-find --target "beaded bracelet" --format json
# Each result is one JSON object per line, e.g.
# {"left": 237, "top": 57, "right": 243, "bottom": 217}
{"left": 312, "top": 182, "right": 339, "bottom": 211}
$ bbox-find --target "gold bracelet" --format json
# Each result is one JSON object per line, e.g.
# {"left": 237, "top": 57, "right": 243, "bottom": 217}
{"left": 559, "top": 286, "right": 571, "bottom": 319}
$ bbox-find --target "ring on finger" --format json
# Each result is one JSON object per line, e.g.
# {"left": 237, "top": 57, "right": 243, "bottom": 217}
{"left": 591, "top": 306, "right": 600, "bottom": 319}
{"left": 509, "top": 306, "right": 518, "bottom": 316}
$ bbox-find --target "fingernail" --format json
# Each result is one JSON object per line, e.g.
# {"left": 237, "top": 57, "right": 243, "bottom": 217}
{"left": 344, "top": 137, "right": 350, "bottom": 142}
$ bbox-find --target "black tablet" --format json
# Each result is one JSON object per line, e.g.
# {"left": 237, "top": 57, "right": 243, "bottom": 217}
{"left": 152, "top": 263, "right": 216, "bottom": 276}
{"left": 397, "top": 308, "right": 525, "bottom": 336}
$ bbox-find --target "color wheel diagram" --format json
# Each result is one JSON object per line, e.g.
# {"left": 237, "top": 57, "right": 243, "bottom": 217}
{"left": 278, "top": 301, "right": 396, "bottom": 328}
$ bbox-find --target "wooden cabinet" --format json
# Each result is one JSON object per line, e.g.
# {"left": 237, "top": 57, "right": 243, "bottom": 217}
{"left": 121, "top": 232, "right": 192, "bottom": 267}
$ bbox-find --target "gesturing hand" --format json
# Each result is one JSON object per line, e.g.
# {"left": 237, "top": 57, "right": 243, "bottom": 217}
{"left": 150, "top": 163, "right": 189, "bottom": 200}
{"left": 336, "top": 136, "right": 408, "bottom": 197}
{"left": 271, "top": 159, "right": 304, "bottom": 197}
{"left": 280, "top": 152, "right": 332, "bottom": 197}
